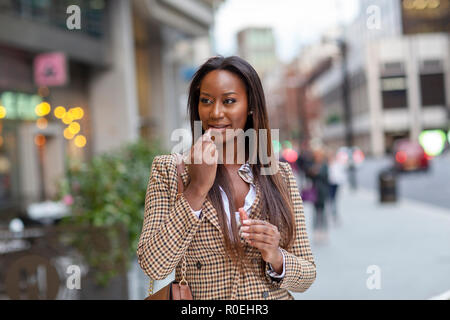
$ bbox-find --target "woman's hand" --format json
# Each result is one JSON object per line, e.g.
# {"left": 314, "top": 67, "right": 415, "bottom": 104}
{"left": 239, "top": 208, "right": 283, "bottom": 273}
{"left": 183, "top": 130, "right": 218, "bottom": 210}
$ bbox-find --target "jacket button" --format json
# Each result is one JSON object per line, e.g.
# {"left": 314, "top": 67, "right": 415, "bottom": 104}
{"left": 262, "top": 291, "right": 269, "bottom": 299}
{"left": 196, "top": 261, "right": 202, "bottom": 270}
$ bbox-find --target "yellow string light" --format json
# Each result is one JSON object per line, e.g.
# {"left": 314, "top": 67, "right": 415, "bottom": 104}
{"left": 68, "top": 122, "right": 80, "bottom": 135}
{"left": 35, "top": 102, "right": 51, "bottom": 117}
{"left": 74, "top": 135, "right": 87, "bottom": 148}
{"left": 54, "top": 106, "right": 66, "bottom": 119}
{"left": 62, "top": 112, "right": 73, "bottom": 124}
{"left": 64, "top": 128, "right": 75, "bottom": 140}
{"left": 0, "top": 106, "right": 6, "bottom": 119}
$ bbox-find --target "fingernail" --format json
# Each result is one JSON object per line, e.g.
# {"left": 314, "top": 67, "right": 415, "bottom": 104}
{"left": 241, "top": 226, "right": 249, "bottom": 231}
{"left": 242, "top": 232, "right": 249, "bottom": 237}
{"left": 243, "top": 220, "right": 250, "bottom": 225}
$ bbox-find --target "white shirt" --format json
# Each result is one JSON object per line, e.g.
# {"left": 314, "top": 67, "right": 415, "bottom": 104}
{"left": 189, "top": 162, "right": 285, "bottom": 279}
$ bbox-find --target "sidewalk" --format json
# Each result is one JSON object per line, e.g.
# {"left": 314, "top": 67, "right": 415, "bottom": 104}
{"left": 293, "top": 185, "right": 450, "bottom": 300}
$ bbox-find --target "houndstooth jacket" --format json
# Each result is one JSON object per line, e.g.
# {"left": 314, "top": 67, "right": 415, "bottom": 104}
{"left": 137, "top": 154, "right": 316, "bottom": 300}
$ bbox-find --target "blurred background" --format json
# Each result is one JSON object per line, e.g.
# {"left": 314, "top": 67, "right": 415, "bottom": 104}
{"left": 0, "top": 0, "right": 448, "bottom": 300}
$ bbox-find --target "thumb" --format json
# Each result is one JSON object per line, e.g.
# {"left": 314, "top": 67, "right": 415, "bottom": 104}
{"left": 238, "top": 207, "right": 249, "bottom": 223}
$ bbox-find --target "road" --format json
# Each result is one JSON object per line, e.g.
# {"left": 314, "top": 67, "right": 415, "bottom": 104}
{"left": 292, "top": 185, "right": 450, "bottom": 300}
{"left": 289, "top": 152, "right": 450, "bottom": 300}
{"left": 355, "top": 151, "right": 450, "bottom": 210}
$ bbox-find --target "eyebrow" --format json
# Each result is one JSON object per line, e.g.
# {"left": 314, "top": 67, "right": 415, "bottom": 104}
{"left": 200, "top": 91, "right": 237, "bottom": 97}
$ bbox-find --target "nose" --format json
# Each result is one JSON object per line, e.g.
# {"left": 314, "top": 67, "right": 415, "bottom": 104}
{"left": 210, "top": 101, "right": 224, "bottom": 119}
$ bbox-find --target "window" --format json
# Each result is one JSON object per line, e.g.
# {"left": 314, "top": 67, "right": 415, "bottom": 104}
{"left": 420, "top": 73, "right": 446, "bottom": 107}
{"left": 381, "top": 76, "right": 408, "bottom": 109}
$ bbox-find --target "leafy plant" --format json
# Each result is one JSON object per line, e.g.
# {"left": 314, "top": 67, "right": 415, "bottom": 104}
{"left": 59, "top": 139, "right": 164, "bottom": 286}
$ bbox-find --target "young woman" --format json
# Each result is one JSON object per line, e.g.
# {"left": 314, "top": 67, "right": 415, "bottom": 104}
{"left": 137, "top": 56, "right": 316, "bottom": 300}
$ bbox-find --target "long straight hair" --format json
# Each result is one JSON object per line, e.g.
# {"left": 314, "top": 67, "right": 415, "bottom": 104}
{"left": 187, "top": 56, "right": 296, "bottom": 265}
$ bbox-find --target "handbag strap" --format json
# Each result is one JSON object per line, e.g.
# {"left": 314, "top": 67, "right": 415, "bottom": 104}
{"left": 148, "top": 153, "right": 187, "bottom": 296}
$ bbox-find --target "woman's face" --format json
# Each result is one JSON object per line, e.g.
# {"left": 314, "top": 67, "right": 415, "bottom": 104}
{"left": 198, "top": 69, "right": 249, "bottom": 146}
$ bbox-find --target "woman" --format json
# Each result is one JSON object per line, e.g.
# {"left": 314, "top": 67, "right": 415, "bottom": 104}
{"left": 137, "top": 56, "right": 316, "bottom": 300}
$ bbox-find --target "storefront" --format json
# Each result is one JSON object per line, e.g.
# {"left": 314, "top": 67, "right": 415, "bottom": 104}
{"left": 0, "top": 46, "right": 90, "bottom": 224}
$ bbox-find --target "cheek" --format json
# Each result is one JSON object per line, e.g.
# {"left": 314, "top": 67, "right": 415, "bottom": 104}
{"left": 230, "top": 104, "right": 248, "bottom": 128}
{"left": 198, "top": 106, "right": 208, "bottom": 128}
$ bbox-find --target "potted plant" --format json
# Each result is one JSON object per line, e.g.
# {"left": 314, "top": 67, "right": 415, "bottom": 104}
{"left": 58, "top": 139, "right": 164, "bottom": 298}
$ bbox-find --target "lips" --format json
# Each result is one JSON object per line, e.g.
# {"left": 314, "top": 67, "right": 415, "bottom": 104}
{"left": 208, "top": 124, "right": 231, "bottom": 130}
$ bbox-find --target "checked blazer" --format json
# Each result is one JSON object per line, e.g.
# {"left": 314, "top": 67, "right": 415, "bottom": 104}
{"left": 137, "top": 154, "right": 316, "bottom": 300}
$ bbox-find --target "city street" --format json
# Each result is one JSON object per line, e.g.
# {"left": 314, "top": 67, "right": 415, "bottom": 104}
{"left": 356, "top": 151, "right": 450, "bottom": 210}
{"left": 292, "top": 155, "right": 450, "bottom": 300}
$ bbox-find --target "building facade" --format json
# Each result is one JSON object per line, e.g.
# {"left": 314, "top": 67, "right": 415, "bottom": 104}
{"left": 237, "top": 27, "right": 278, "bottom": 78}
{"left": 0, "top": 0, "right": 219, "bottom": 223}
{"left": 314, "top": 0, "right": 449, "bottom": 156}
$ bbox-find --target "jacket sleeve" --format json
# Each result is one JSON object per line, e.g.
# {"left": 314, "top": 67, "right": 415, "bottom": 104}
{"left": 137, "top": 155, "right": 204, "bottom": 280}
{"left": 265, "top": 162, "right": 317, "bottom": 292}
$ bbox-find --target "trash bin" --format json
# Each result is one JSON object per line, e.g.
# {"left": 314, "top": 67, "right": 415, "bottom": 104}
{"left": 379, "top": 169, "right": 397, "bottom": 203}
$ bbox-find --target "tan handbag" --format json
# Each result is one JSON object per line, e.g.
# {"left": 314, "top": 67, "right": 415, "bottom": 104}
{"left": 145, "top": 153, "right": 193, "bottom": 300}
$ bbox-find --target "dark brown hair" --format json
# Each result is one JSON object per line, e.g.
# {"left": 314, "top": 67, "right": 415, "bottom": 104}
{"left": 187, "top": 56, "right": 296, "bottom": 265}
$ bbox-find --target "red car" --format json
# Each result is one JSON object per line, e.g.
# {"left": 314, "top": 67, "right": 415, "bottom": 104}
{"left": 393, "top": 139, "right": 431, "bottom": 172}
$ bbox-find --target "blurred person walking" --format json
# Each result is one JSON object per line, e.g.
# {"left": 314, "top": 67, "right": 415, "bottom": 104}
{"left": 327, "top": 150, "right": 346, "bottom": 226}
{"left": 308, "top": 146, "right": 329, "bottom": 244}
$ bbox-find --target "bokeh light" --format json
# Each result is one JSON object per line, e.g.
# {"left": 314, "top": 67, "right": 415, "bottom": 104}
{"left": 34, "top": 134, "right": 46, "bottom": 147}
{"left": 352, "top": 149, "right": 365, "bottom": 165}
{"left": 54, "top": 106, "right": 66, "bottom": 119}
{"left": 62, "top": 112, "right": 74, "bottom": 125}
{"left": 35, "top": 102, "right": 51, "bottom": 117}
{"left": 419, "top": 130, "right": 446, "bottom": 157}
{"left": 36, "top": 117, "right": 48, "bottom": 129}
{"left": 283, "top": 140, "right": 293, "bottom": 150}
{"left": 282, "top": 148, "right": 298, "bottom": 163}
{"left": 64, "top": 128, "right": 75, "bottom": 140}
{"left": 69, "top": 107, "right": 84, "bottom": 120}
{"left": 68, "top": 122, "right": 81, "bottom": 135}
{"left": 272, "top": 140, "right": 282, "bottom": 153}
{"left": 395, "top": 150, "right": 407, "bottom": 164}
{"left": 0, "top": 106, "right": 6, "bottom": 119}
{"left": 74, "top": 135, "right": 87, "bottom": 148}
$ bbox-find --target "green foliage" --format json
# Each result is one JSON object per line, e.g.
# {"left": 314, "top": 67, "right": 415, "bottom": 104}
{"left": 326, "top": 114, "right": 341, "bottom": 125}
{"left": 59, "top": 139, "right": 164, "bottom": 286}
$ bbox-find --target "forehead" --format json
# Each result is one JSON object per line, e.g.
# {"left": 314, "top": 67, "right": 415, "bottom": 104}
{"left": 200, "top": 69, "right": 247, "bottom": 94}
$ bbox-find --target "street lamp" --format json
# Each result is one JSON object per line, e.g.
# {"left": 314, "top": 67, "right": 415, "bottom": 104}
{"left": 337, "top": 39, "right": 357, "bottom": 190}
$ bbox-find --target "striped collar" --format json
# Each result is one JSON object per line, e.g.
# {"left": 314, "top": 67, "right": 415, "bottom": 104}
{"left": 237, "top": 162, "right": 255, "bottom": 186}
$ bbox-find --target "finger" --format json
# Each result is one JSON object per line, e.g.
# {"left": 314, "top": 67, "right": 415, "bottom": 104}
{"left": 241, "top": 224, "right": 277, "bottom": 236}
{"left": 242, "top": 219, "right": 274, "bottom": 229}
{"left": 202, "top": 129, "right": 213, "bottom": 142}
{"left": 239, "top": 208, "right": 248, "bottom": 224}
{"left": 245, "top": 239, "right": 270, "bottom": 251}
{"left": 241, "top": 232, "right": 276, "bottom": 246}
{"left": 203, "top": 143, "right": 217, "bottom": 165}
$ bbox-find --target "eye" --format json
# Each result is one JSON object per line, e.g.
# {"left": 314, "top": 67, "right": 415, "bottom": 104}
{"left": 224, "top": 98, "right": 236, "bottom": 105}
{"left": 200, "top": 97, "right": 213, "bottom": 104}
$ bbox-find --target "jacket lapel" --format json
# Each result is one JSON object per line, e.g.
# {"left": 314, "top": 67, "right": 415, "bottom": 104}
{"left": 202, "top": 197, "right": 222, "bottom": 232}
{"left": 178, "top": 160, "right": 264, "bottom": 234}
{"left": 248, "top": 180, "right": 262, "bottom": 220}
{"left": 180, "top": 163, "right": 222, "bottom": 232}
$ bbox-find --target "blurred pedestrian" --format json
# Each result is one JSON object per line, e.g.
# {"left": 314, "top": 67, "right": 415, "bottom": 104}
{"left": 296, "top": 142, "right": 314, "bottom": 179}
{"left": 327, "top": 150, "right": 346, "bottom": 226}
{"left": 308, "top": 146, "right": 329, "bottom": 244}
